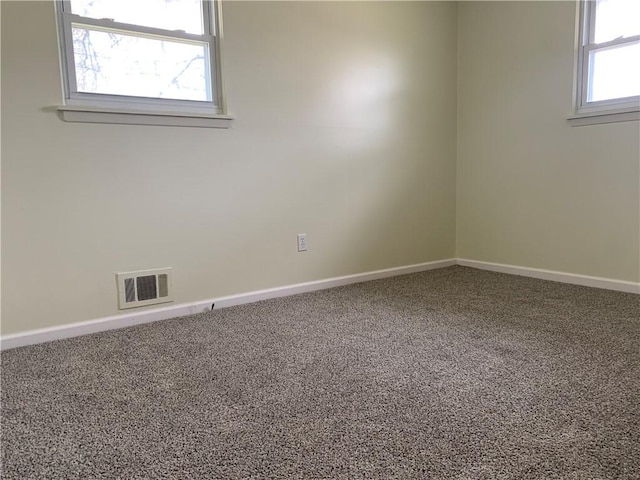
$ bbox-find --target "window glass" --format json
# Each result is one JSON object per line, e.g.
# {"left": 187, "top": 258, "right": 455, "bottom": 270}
{"left": 72, "top": 25, "right": 210, "bottom": 101}
{"left": 70, "top": 0, "right": 204, "bottom": 34}
{"left": 588, "top": 43, "right": 640, "bottom": 102}
{"left": 593, "top": 0, "right": 640, "bottom": 43}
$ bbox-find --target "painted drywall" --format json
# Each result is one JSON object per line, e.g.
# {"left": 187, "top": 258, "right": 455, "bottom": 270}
{"left": 457, "top": 1, "right": 640, "bottom": 282}
{"left": 1, "top": 1, "right": 458, "bottom": 334}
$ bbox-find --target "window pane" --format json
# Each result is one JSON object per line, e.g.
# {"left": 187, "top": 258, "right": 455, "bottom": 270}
{"left": 594, "top": 0, "right": 640, "bottom": 43}
{"left": 72, "top": 26, "right": 210, "bottom": 102}
{"left": 70, "top": 0, "right": 204, "bottom": 35}
{"left": 588, "top": 43, "right": 640, "bottom": 102}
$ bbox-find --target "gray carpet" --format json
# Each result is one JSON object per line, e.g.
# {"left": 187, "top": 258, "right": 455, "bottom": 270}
{"left": 1, "top": 266, "right": 639, "bottom": 479}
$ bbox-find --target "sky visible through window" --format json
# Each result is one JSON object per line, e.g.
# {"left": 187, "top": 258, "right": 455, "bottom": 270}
{"left": 590, "top": 0, "right": 640, "bottom": 102}
{"left": 593, "top": 0, "right": 639, "bottom": 43}
{"left": 71, "top": 0, "right": 203, "bottom": 34}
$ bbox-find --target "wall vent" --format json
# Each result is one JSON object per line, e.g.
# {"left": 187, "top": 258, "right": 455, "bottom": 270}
{"left": 116, "top": 268, "right": 173, "bottom": 310}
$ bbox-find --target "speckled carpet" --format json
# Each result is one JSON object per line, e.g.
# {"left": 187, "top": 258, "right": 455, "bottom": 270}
{"left": 2, "top": 266, "right": 639, "bottom": 479}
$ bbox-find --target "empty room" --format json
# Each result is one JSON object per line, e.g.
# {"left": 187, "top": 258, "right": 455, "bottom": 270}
{"left": 1, "top": 0, "right": 639, "bottom": 478}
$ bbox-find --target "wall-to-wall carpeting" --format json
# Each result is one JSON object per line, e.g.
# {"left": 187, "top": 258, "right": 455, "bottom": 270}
{"left": 2, "top": 266, "right": 639, "bottom": 479}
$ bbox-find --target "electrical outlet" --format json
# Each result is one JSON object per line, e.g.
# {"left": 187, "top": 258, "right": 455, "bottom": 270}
{"left": 297, "top": 233, "right": 308, "bottom": 252}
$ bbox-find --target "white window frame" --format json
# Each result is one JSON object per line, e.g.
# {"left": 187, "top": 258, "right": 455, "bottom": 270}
{"left": 570, "top": 0, "right": 640, "bottom": 126}
{"left": 54, "top": 0, "right": 232, "bottom": 128}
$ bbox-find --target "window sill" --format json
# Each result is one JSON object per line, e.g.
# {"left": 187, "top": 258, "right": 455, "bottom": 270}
{"left": 55, "top": 105, "right": 234, "bottom": 128}
{"left": 567, "top": 108, "right": 639, "bottom": 127}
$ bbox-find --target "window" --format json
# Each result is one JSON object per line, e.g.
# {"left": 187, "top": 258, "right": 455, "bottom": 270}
{"left": 572, "top": 0, "right": 640, "bottom": 124}
{"left": 55, "top": 0, "right": 231, "bottom": 127}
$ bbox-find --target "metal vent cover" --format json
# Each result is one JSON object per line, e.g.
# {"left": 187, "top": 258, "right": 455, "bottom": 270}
{"left": 116, "top": 268, "right": 173, "bottom": 309}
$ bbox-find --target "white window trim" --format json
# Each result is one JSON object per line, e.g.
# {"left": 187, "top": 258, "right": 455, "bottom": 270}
{"left": 569, "top": 0, "right": 640, "bottom": 126}
{"left": 54, "top": 0, "right": 232, "bottom": 128}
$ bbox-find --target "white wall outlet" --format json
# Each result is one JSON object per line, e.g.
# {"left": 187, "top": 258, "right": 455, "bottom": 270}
{"left": 297, "top": 233, "right": 308, "bottom": 252}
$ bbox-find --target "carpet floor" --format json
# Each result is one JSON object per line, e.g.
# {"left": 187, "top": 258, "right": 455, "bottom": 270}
{"left": 1, "top": 266, "right": 639, "bottom": 479}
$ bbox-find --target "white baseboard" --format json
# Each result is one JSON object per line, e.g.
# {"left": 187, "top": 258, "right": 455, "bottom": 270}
{"left": 457, "top": 259, "right": 640, "bottom": 294}
{"left": 0, "top": 258, "right": 456, "bottom": 351}
{"left": 4, "top": 257, "right": 637, "bottom": 351}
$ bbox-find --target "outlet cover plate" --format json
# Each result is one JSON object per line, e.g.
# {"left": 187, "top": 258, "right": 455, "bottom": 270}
{"left": 297, "top": 233, "right": 308, "bottom": 252}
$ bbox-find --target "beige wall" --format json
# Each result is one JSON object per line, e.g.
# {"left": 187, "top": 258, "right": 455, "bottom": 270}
{"left": 457, "top": 1, "right": 640, "bottom": 282}
{"left": 1, "top": 1, "right": 459, "bottom": 334}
